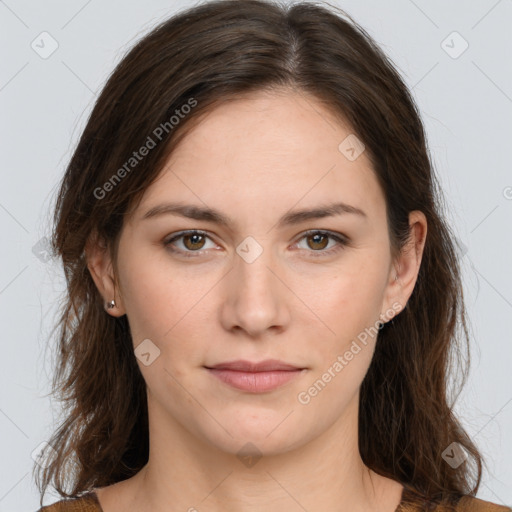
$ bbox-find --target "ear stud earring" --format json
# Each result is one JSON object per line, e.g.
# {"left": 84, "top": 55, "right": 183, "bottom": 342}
{"left": 106, "top": 299, "right": 116, "bottom": 310}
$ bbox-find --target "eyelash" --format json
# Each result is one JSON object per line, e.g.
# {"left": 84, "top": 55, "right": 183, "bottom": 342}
{"left": 163, "top": 229, "right": 348, "bottom": 259}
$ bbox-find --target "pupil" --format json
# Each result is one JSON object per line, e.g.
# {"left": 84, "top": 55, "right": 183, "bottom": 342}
{"left": 309, "top": 234, "right": 327, "bottom": 250}
{"left": 185, "top": 234, "right": 204, "bottom": 250}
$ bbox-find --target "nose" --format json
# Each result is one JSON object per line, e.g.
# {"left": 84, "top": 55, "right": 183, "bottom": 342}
{"left": 219, "top": 245, "right": 291, "bottom": 338}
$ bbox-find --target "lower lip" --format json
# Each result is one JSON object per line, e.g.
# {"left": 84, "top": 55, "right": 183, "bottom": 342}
{"left": 206, "top": 368, "right": 304, "bottom": 392}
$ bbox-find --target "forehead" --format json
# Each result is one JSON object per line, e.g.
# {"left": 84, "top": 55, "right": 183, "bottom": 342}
{"left": 171, "top": 89, "right": 361, "bottom": 168}
{"left": 134, "top": 89, "right": 385, "bottom": 225}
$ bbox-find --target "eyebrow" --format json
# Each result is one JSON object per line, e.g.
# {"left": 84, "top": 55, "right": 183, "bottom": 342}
{"left": 141, "top": 201, "right": 367, "bottom": 228}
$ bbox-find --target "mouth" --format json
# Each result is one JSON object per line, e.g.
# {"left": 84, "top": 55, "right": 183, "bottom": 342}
{"left": 204, "top": 359, "right": 307, "bottom": 393}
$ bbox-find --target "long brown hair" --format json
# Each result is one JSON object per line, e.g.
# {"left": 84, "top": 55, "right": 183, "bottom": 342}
{"left": 35, "top": 0, "right": 483, "bottom": 507}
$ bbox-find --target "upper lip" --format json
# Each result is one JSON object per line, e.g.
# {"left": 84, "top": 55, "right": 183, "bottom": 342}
{"left": 205, "top": 359, "right": 304, "bottom": 372}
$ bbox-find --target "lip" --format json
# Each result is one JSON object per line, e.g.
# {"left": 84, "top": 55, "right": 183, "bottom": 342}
{"left": 206, "top": 359, "right": 303, "bottom": 372}
{"left": 204, "top": 359, "right": 306, "bottom": 393}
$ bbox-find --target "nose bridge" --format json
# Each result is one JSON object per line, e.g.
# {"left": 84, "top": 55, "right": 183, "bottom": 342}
{"left": 237, "top": 246, "right": 274, "bottom": 291}
{"left": 222, "top": 235, "right": 289, "bottom": 335}
{"left": 235, "top": 235, "right": 280, "bottom": 304}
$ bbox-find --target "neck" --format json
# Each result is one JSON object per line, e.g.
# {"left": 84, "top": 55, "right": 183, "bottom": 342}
{"left": 116, "top": 392, "right": 403, "bottom": 512}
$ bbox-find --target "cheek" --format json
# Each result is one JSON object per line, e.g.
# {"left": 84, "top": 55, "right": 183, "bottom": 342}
{"left": 298, "top": 279, "right": 380, "bottom": 412}
{"left": 118, "top": 244, "right": 191, "bottom": 328}
{"left": 307, "top": 258, "right": 388, "bottom": 332}
{"left": 298, "top": 256, "right": 387, "bottom": 390}
{"left": 117, "top": 264, "right": 176, "bottom": 358}
{"left": 121, "top": 277, "right": 174, "bottom": 340}
{"left": 301, "top": 341, "right": 375, "bottom": 417}
{"left": 118, "top": 256, "right": 216, "bottom": 371}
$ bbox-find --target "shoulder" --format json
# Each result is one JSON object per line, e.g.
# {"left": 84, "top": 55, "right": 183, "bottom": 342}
{"left": 455, "top": 495, "right": 511, "bottom": 512}
{"left": 37, "top": 491, "right": 102, "bottom": 512}
{"left": 400, "top": 486, "right": 511, "bottom": 512}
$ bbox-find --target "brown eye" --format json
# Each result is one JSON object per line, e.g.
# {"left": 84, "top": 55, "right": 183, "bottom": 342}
{"left": 295, "top": 230, "right": 348, "bottom": 257}
{"left": 165, "top": 229, "right": 347, "bottom": 259}
{"left": 306, "top": 233, "right": 329, "bottom": 250}
{"left": 182, "top": 233, "right": 206, "bottom": 251}
{"left": 164, "top": 230, "right": 216, "bottom": 257}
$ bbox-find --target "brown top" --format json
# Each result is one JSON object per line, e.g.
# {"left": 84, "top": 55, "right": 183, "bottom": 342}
{"left": 38, "top": 485, "right": 512, "bottom": 512}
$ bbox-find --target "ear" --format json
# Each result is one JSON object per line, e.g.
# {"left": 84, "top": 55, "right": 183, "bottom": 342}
{"left": 85, "top": 231, "right": 126, "bottom": 317}
{"left": 380, "top": 210, "right": 427, "bottom": 323}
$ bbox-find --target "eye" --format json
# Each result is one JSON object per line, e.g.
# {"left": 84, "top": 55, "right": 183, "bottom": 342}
{"left": 293, "top": 230, "right": 348, "bottom": 257}
{"left": 164, "top": 229, "right": 348, "bottom": 259}
{"left": 164, "top": 230, "right": 217, "bottom": 257}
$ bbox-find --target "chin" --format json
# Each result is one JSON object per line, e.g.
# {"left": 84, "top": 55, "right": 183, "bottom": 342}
{"left": 196, "top": 413, "right": 313, "bottom": 459}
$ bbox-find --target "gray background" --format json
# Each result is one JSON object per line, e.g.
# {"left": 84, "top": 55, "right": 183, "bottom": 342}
{"left": 1, "top": 0, "right": 511, "bottom": 510}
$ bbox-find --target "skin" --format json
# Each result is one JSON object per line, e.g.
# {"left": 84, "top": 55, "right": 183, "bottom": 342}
{"left": 86, "top": 88, "right": 427, "bottom": 512}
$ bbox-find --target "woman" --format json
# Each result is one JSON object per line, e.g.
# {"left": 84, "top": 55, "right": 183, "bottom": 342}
{"left": 34, "top": 0, "right": 510, "bottom": 511}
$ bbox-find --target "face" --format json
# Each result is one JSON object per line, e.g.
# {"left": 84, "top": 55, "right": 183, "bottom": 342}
{"left": 97, "top": 89, "right": 412, "bottom": 456}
